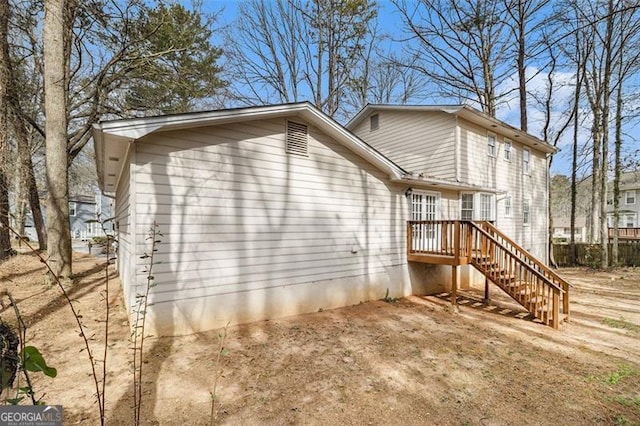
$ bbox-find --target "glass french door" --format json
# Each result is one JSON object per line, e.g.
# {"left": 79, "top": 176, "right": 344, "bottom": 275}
{"left": 411, "top": 192, "right": 439, "bottom": 251}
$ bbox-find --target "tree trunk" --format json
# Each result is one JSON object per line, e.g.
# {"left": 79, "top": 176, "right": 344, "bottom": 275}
{"left": 570, "top": 78, "right": 580, "bottom": 265}
{"left": 12, "top": 111, "right": 47, "bottom": 250}
{"left": 612, "top": 6, "right": 626, "bottom": 268}
{"left": 517, "top": 0, "right": 527, "bottom": 132}
{"left": 599, "top": 0, "right": 615, "bottom": 270}
{"left": 44, "top": 0, "right": 71, "bottom": 279}
{"left": 0, "top": 0, "right": 13, "bottom": 260}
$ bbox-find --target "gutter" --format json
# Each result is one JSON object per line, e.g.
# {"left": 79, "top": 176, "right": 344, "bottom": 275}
{"left": 393, "top": 175, "right": 504, "bottom": 194}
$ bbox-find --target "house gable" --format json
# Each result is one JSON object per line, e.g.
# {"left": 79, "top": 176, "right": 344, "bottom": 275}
{"left": 119, "top": 115, "right": 423, "bottom": 335}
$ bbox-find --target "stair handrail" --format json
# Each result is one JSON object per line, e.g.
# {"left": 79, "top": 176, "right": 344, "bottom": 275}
{"left": 469, "top": 222, "right": 565, "bottom": 294}
{"left": 478, "top": 221, "right": 572, "bottom": 290}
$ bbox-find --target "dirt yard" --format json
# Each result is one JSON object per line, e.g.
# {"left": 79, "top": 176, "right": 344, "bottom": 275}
{"left": 0, "top": 250, "right": 639, "bottom": 425}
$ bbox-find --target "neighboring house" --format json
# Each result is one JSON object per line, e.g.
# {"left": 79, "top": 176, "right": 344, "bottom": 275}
{"left": 552, "top": 217, "right": 587, "bottom": 243}
{"left": 23, "top": 193, "right": 113, "bottom": 241}
{"left": 69, "top": 194, "right": 114, "bottom": 240}
{"left": 94, "top": 102, "right": 565, "bottom": 336}
{"left": 606, "top": 170, "right": 640, "bottom": 230}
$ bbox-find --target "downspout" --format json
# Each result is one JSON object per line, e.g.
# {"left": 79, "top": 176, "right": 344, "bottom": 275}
{"left": 455, "top": 115, "right": 461, "bottom": 182}
{"left": 546, "top": 152, "right": 551, "bottom": 262}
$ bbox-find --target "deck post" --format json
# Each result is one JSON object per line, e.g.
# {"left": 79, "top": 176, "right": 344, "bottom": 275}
{"left": 552, "top": 289, "right": 560, "bottom": 329}
{"left": 483, "top": 277, "right": 490, "bottom": 304}
{"left": 451, "top": 265, "right": 457, "bottom": 306}
{"left": 563, "top": 284, "right": 570, "bottom": 319}
{"left": 406, "top": 222, "right": 412, "bottom": 256}
{"left": 453, "top": 221, "right": 460, "bottom": 263}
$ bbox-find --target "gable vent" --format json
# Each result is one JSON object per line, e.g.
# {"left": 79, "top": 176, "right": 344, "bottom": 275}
{"left": 286, "top": 121, "right": 308, "bottom": 156}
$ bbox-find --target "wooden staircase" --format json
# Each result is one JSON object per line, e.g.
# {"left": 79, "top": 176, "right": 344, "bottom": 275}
{"left": 407, "top": 220, "right": 570, "bottom": 329}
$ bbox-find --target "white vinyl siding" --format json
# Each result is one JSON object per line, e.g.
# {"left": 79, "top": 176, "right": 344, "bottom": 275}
{"left": 350, "top": 110, "right": 457, "bottom": 179}
{"left": 356, "top": 112, "right": 549, "bottom": 263}
{"left": 114, "top": 148, "right": 134, "bottom": 307}
{"left": 131, "top": 118, "right": 415, "bottom": 333}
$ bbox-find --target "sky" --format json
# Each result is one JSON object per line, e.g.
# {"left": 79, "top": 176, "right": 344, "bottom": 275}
{"left": 205, "top": 0, "right": 640, "bottom": 178}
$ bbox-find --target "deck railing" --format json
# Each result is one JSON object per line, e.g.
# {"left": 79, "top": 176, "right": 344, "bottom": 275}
{"left": 479, "top": 221, "right": 571, "bottom": 316}
{"left": 608, "top": 227, "right": 640, "bottom": 240}
{"left": 406, "top": 220, "right": 471, "bottom": 259}
{"left": 407, "top": 220, "right": 568, "bottom": 328}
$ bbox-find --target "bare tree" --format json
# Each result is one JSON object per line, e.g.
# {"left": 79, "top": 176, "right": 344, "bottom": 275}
{"left": 0, "top": 0, "right": 12, "bottom": 260}
{"left": 226, "top": 0, "right": 377, "bottom": 119}
{"left": 610, "top": 4, "right": 640, "bottom": 265}
{"left": 504, "top": 0, "right": 551, "bottom": 131}
{"left": 44, "top": 0, "right": 72, "bottom": 279}
{"left": 393, "top": 0, "right": 512, "bottom": 117}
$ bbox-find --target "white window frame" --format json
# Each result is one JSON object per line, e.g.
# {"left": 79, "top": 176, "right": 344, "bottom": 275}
{"left": 460, "top": 193, "right": 474, "bottom": 221}
{"left": 487, "top": 133, "right": 497, "bottom": 157}
{"left": 523, "top": 148, "right": 531, "bottom": 175}
{"left": 409, "top": 191, "right": 441, "bottom": 221}
{"left": 69, "top": 202, "right": 77, "bottom": 217}
{"left": 625, "top": 190, "right": 636, "bottom": 205}
{"left": 625, "top": 213, "right": 637, "bottom": 228}
{"left": 523, "top": 199, "right": 530, "bottom": 225}
{"left": 479, "top": 193, "right": 494, "bottom": 221}
{"left": 504, "top": 140, "right": 512, "bottom": 162}
{"left": 504, "top": 195, "right": 512, "bottom": 217}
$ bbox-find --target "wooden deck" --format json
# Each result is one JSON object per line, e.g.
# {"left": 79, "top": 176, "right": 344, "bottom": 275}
{"left": 407, "top": 220, "right": 571, "bottom": 329}
{"left": 609, "top": 227, "right": 640, "bottom": 241}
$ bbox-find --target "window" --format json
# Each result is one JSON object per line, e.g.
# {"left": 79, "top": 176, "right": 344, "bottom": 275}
{"left": 625, "top": 190, "right": 636, "bottom": 205}
{"left": 523, "top": 199, "right": 530, "bottom": 225}
{"left": 626, "top": 214, "right": 637, "bottom": 228}
{"left": 410, "top": 192, "right": 439, "bottom": 245}
{"left": 504, "top": 140, "right": 512, "bottom": 161}
{"left": 286, "top": 121, "right": 308, "bottom": 156}
{"left": 504, "top": 196, "right": 512, "bottom": 217}
{"left": 479, "top": 194, "right": 493, "bottom": 220}
{"left": 461, "top": 193, "right": 474, "bottom": 220}
{"left": 487, "top": 133, "right": 496, "bottom": 157}
{"left": 69, "top": 202, "right": 77, "bottom": 217}
{"left": 523, "top": 148, "right": 531, "bottom": 175}
{"left": 370, "top": 114, "right": 379, "bottom": 131}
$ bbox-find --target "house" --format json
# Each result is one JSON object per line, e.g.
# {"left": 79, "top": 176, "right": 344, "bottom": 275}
{"left": 69, "top": 194, "right": 113, "bottom": 240}
{"left": 93, "top": 102, "right": 569, "bottom": 336}
{"left": 607, "top": 170, "right": 640, "bottom": 229}
{"left": 607, "top": 170, "right": 640, "bottom": 240}
{"left": 552, "top": 217, "right": 587, "bottom": 243}
{"left": 346, "top": 105, "right": 553, "bottom": 260}
{"left": 22, "top": 193, "right": 113, "bottom": 241}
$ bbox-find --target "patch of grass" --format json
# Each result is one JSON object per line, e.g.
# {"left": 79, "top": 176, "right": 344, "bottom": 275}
{"left": 614, "top": 396, "right": 640, "bottom": 409}
{"left": 614, "top": 414, "right": 631, "bottom": 426}
{"left": 607, "top": 365, "right": 638, "bottom": 386}
{"left": 602, "top": 317, "right": 639, "bottom": 331}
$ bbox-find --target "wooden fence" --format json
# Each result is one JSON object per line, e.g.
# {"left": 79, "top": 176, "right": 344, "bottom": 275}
{"left": 553, "top": 242, "right": 640, "bottom": 267}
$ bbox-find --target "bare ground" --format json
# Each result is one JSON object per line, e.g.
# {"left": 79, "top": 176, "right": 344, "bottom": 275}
{"left": 0, "top": 251, "right": 639, "bottom": 425}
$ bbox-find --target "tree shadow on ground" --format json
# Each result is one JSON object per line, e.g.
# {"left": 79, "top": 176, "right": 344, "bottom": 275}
{"left": 430, "top": 291, "right": 538, "bottom": 323}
